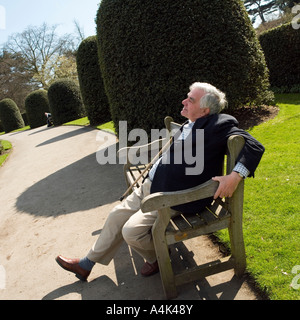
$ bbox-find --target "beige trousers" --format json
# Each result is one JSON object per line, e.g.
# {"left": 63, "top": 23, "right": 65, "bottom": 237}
{"left": 87, "top": 179, "right": 158, "bottom": 264}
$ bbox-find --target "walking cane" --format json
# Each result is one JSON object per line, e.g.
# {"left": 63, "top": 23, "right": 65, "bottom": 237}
{"left": 119, "top": 136, "right": 173, "bottom": 201}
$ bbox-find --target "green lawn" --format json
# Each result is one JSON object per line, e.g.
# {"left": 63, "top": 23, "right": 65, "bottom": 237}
{"left": 217, "top": 94, "right": 300, "bottom": 300}
{"left": 0, "top": 140, "right": 12, "bottom": 166}
{"left": 63, "top": 117, "right": 116, "bottom": 134}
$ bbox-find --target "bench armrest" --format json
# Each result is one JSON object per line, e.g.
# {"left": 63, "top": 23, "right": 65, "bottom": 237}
{"left": 141, "top": 179, "right": 219, "bottom": 212}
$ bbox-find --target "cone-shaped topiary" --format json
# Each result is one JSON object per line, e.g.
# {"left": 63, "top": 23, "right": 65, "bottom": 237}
{"left": 97, "top": 0, "right": 273, "bottom": 137}
{"left": 48, "top": 79, "right": 86, "bottom": 126}
{"left": 0, "top": 98, "right": 25, "bottom": 133}
{"left": 77, "top": 36, "right": 111, "bottom": 126}
{"left": 25, "top": 90, "right": 50, "bottom": 129}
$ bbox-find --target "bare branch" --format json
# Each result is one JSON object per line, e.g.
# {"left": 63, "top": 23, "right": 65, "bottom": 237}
{"left": 3, "top": 23, "right": 74, "bottom": 89}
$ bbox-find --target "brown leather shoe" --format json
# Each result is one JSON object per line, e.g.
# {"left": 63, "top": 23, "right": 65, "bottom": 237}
{"left": 141, "top": 261, "right": 159, "bottom": 277}
{"left": 55, "top": 255, "right": 90, "bottom": 281}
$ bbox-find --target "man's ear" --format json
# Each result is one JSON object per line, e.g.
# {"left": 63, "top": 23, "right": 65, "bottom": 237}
{"left": 204, "top": 108, "right": 210, "bottom": 116}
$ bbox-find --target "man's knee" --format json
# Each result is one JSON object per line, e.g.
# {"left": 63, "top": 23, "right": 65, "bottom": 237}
{"left": 121, "top": 223, "right": 135, "bottom": 245}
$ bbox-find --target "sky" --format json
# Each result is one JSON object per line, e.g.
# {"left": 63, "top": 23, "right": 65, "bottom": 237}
{"left": 0, "top": 0, "right": 101, "bottom": 46}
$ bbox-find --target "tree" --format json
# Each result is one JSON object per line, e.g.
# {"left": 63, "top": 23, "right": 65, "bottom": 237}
{"left": 244, "top": 0, "right": 278, "bottom": 23}
{"left": 3, "top": 23, "right": 75, "bottom": 89}
{"left": 73, "top": 19, "right": 86, "bottom": 43}
{"left": 52, "top": 54, "right": 79, "bottom": 85}
{"left": 0, "top": 50, "right": 38, "bottom": 113}
{"left": 97, "top": 0, "right": 273, "bottom": 137}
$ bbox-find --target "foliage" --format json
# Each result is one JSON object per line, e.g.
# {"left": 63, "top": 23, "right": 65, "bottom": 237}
{"left": 0, "top": 140, "right": 12, "bottom": 166}
{"left": 217, "top": 93, "right": 300, "bottom": 300}
{"left": 0, "top": 98, "right": 25, "bottom": 133}
{"left": 25, "top": 90, "right": 50, "bottom": 129}
{"left": 21, "top": 112, "right": 29, "bottom": 126}
{"left": 0, "top": 51, "right": 38, "bottom": 113}
{"left": 47, "top": 79, "right": 86, "bottom": 126}
{"left": 259, "top": 22, "right": 300, "bottom": 90}
{"left": 52, "top": 55, "right": 79, "bottom": 85}
{"left": 97, "top": 0, "right": 273, "bottom": 137}
{"left": 76, "top": 36, "right": 111, "bottom": 125}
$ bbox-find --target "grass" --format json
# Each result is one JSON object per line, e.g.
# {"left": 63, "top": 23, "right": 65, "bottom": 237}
{"left": 63, "top": 116, "right": 116, "bottom": 134}
{"left": 217, "top": 93, "right": 300, "bottom": 300}
{"left": 0, "top": 140, "right": 12, "bottom": 166}
{"left": 0, "top": 125, "right": 30, "bottom": 136}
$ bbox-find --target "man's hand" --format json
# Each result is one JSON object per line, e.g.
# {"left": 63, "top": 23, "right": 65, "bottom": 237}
{"left": 212, "top": 171, "right": 243, "bottom": 199}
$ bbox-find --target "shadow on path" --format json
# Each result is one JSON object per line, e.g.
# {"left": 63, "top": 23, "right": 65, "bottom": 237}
{"left": 42, "top": 241, "right": 249, "bottom": 300}
{"left": 36, "top": 126, "right": 94, "bottom": 147}
{"left": 16, "top": 143, "right": 124, "bottom": 217}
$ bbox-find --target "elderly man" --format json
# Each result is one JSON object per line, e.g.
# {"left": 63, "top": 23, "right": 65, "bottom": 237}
{"left": 56, "top": 82, "right": 265, "bottom": 280}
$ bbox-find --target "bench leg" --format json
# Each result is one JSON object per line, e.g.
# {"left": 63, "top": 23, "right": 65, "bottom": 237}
{"left": 152, "top": 208, "right": 177, "bottom": 299}
{"left": 228, "top": 215, "right": 246, "bottom": 277}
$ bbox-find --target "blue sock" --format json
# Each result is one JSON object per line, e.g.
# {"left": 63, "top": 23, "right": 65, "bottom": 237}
{"left": 79, "top": 257, "right": 95, "bottom": 271}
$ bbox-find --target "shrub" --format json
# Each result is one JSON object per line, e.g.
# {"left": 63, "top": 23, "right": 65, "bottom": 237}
{"left": 259, "top": 22, "right": 300, "bottom": 91}
{"left": 25, "top": 90, "right": 50, "bottom": 129}
{"left": 96, "top": 0, "right": 273, "bottom": 136}
{"left": 21, "top": 113, "right": 29, "bottom": 126}
{"left": 48, "top": 79, "right": 86, "bottom": 126}
{"left": 77, "top": 36, "right": 111, "bottom": 126}
{"left": 0, "top": 98, "right": 25, "bottom": 133}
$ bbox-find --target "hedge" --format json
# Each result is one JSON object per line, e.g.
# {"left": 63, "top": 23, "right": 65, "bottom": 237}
{"left": 96, "top": 0, "right": 273, "bottom": 137}
{"left": 0, "top": 98, "right": 25, "bottom": 133}
{"left": 77, "top": 36, "right": 111, "bottom": 126}
{"left": 48, "top": 79, "right": 86, "bottom": 126}
{"left": 25, "top": 90, "right": 50, "bottom": 129}
{"left": 259, "top": 22, "right": 300, "bottom": 91}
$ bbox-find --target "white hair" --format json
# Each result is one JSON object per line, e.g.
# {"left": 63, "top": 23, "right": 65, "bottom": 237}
{"left": 190, "top": 82, "right": 228, "bottom": 114}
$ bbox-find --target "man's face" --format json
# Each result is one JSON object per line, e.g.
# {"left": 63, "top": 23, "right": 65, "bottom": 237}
{"left": 181, "top": 88, "right": 209, "bottom": 122}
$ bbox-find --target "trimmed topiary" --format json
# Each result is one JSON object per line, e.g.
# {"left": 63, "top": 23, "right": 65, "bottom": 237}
{"left": 97, "top": 0, "right": 273, "bottom": 136}
{"left": 48, "top": 79, "right": 86, "bottom": 126}
{"left": 0, "top": 98, "right": 25, "bottom": 133}
{"left": 259, "top": 22, "right": 300, "bottom": 90}
{"left": 77, "top": 36, "right": 111, "bottom": 126}
{"left": 25, "top": 90, "right": 50, "bottom": 129}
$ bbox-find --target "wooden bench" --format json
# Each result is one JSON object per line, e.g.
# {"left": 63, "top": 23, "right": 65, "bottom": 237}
{"left": 119, "top": 116, "right": 246, "bottom": 299}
